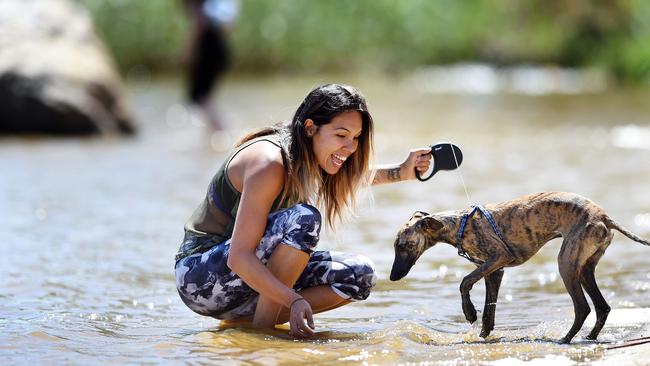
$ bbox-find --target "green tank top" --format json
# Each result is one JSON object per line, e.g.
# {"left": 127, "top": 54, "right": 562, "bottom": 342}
{"left": 177, "top": 133, "right": 289, "bottom": 261}
{"left": 208, "top": 134, "right": 288, "bottom": 234}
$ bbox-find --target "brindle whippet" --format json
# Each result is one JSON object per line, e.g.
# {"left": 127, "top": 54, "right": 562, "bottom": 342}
{"left": 389, "top": 192, "right": 650, "bottom": 344}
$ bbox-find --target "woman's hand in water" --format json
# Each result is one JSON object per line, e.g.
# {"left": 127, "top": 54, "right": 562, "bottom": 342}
{"left": 400, "top": 147, "right": 433, "bottom": 180}
{"left": 289, "top": 298, "right": 315, "bottom": 338}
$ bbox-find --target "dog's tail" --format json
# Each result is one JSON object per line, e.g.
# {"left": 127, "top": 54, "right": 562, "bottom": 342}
{"left": 605, "top": 217, "right": 650, "bottom": 246}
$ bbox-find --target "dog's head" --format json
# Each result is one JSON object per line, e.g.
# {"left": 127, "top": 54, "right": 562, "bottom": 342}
{"left": 390, "top": 211, "right": 445, "bottom": 281}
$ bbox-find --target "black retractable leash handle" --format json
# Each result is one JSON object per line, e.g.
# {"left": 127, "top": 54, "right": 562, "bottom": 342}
{"left": 415, "top": 142, "right": 464, "bottom": 181}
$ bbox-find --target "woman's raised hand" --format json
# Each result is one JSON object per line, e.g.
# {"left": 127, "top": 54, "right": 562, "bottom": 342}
{"left": 288, "top": 298, "right": 315, "bottom": 338}
{"left": 400, "top": 147, "right": 433, "bottom": 180}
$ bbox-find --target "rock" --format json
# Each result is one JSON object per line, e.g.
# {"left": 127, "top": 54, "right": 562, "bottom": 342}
{"left": 0, "top": 0, "right": 134, "bottom": 136}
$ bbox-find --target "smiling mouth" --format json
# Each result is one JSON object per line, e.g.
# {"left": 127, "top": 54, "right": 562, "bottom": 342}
{"left": 331, "top": 154, "right": 347, "bottom": 167}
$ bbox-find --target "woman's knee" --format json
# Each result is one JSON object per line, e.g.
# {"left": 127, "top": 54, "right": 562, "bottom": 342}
{"left": 279, "top": 203, "right": 322, "bottom": 252}
{"left": 288, "top": 203, "right": 322, "bottom": 227}
{"left": 333, "top": 254, "right": 377, "bottom": 301}
{"left": 352, "top": 254, "right": 378, "bottom": 299}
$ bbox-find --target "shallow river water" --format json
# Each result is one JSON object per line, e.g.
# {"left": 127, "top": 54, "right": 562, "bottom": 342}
{"left": 2, "top": 75, "right": 650, "bottom": 365}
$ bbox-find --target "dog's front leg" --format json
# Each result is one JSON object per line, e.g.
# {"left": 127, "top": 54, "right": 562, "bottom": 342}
{"left": 480, "top": 268, "right": 504, "bottom": 338}
{"left": 460, "top": 258, "right": 506, "bottom": 324}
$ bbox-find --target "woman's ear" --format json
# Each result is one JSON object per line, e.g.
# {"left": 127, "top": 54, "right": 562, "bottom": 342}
{"left": 304, "top": 119, "right": 318, "bottom": 137}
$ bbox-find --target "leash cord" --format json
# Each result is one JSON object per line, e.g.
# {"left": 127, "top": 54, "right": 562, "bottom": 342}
{"left": 448, "top": 143, "right": 516, "bottom": 264}
{"left": 448, "top": 141, "right": 473, "bottom": 206}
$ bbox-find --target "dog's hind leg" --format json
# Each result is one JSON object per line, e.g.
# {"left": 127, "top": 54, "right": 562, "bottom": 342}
{"left": 480, "top": 268, "right": 504, "bottom": 338}
{"left": 581, "top": 248, "right": 611, "bottom": 340}
{"left": 558, "top": 238, "right": 592, "bottom": 344}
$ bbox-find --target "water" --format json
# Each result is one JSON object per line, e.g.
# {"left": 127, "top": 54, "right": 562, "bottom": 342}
{"left": 2, "top": 75, "right": 650, "bottom": 365}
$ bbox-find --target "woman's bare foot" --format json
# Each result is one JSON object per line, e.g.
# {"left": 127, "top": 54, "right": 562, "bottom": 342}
{"left": 219, "top": 316, "right": 253, "bottom": 329}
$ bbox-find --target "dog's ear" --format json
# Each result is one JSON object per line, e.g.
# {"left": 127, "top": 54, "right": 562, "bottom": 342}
{"left": 419, "top": 216, "right": 444, "bottom": 231}
{"left": 411, "top": 211, "right": 429, "bottom": 220}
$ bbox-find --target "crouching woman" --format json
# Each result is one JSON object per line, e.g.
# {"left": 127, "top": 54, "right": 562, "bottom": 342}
{"left": 174, "top": 84, "right": 432, "bottom": 337}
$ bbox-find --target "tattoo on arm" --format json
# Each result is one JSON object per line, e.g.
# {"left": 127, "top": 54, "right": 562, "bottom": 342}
{"left": 371, "top": 165, "right": 402, "bottom": 185}
{"left": 387, "top": 167, "right": 401, "bottom": 182}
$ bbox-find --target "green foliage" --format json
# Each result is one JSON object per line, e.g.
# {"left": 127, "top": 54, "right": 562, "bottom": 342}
{"left": 77, "top": 0, "right": 650, "bottom": 82}
{"left": 77, "top": 0, "right": 188, "bottom": 73}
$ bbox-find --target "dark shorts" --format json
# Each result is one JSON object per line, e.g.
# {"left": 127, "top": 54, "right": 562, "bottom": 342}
{"left": 174, "top": 204, "right": 377, "bottom": 319}
{"left": 188, "top": 27, "right": 230, "bottom": 103}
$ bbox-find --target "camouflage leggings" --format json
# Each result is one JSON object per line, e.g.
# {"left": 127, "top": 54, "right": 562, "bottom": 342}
{"left": 175, "top": 204, "right": 377, "bottom": 320}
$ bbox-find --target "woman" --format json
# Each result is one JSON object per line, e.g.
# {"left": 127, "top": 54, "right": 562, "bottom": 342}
{"left": 175, "top": 84, "right": 432, "bottom": 337}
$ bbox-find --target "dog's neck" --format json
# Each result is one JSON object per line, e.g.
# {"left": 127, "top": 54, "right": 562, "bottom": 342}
{"left": 430, "top": 208, "right": 498, "bottom": 262}
{"left": 431, "top": 211, "right": 464, "bottom": 248}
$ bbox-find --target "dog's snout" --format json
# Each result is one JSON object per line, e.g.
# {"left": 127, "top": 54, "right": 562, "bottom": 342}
{"left": 389, "top": 262, "right": 406, "bottom": 281}
{"left": 390, "top": 250, "right": 414, "bottom": 281}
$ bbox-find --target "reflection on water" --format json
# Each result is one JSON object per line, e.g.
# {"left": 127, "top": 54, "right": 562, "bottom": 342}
{"left": 1, "top": 75, "right": 650, "bottom": 364}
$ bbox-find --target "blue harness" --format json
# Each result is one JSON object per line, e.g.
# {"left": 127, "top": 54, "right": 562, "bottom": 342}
{"left": 456, "top": 205, "right": 511, "bottom": 264}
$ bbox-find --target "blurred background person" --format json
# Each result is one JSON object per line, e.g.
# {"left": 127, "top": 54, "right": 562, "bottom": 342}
{"left": 182, "top": 0, "right": 240, "bottom": 133}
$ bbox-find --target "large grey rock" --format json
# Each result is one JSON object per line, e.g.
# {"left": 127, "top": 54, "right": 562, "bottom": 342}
{"left": 0, "top": 0, "right": 134, "bottom": 135}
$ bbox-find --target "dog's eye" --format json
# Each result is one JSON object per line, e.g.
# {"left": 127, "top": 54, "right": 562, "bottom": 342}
{"left": 396, "top": 241, "right": 412, "bottom": 250}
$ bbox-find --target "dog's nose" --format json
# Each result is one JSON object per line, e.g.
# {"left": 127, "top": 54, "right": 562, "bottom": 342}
{"left": 389, "top": 259, "right": 409, "bottom": 281}
{"left": 389, "top": 271, "right": 403, "bottom": 281}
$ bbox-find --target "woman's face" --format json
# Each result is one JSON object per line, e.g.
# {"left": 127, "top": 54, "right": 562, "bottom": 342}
{"left": 309, "top": 110, "right": 363, "bottom": 175}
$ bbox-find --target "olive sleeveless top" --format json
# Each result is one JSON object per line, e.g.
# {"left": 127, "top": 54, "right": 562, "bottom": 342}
{"left": 177, "top": 133, "right": 288, "bottom": 261}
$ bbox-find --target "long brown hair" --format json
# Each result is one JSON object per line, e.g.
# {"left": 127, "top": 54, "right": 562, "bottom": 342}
{"left": 238, "top": 84, "right": 374, "bottom": 227}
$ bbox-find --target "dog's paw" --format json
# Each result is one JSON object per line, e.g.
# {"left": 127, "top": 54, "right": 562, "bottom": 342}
{"left": 479, "top": 328, "right": 492, "bottom": 338}
{"left": 463, "top": 305, "right": 477, "bottom": 324}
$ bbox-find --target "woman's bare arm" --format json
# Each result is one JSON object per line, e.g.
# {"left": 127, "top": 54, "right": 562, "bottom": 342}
{"left": 371, "top": 147, "right": 432, "bottom": 185}
{"left": 371, "top": 163, "right": 403, "bottom": 185}
{"left": 225, "top": 142, "right": 315, "bottom": 336}
{"left": 226, "top": 147, "right": 302, "bottom": 309}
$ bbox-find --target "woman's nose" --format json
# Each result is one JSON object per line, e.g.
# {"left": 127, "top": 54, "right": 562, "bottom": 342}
{"left": 344, "top": 138, "right": 357, "bottom": 153}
